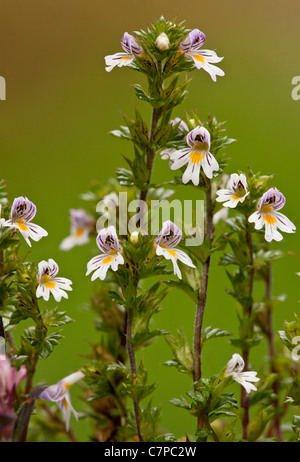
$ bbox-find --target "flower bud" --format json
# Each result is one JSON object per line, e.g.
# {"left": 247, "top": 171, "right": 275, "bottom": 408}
{"left": 155, "top": 33, "right": 170, "bottom": 52}
{"left": 130, "top": 231, "right": 139, "bottom": 245}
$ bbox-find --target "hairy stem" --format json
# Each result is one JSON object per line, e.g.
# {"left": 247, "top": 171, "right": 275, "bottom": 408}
{"left": 25, "top": 305, "right": 47, "bottom": 395}
{"left": 265, "top": 261, "right": 283, "bottom": 441}
{"left": 139, "top": 107, "right": 161, "bottom": 206}
{"left": 24, "top": 350, "right": 39, "bottom": 395}
{"left": 241, "top": 228, "right": 255, "bottom": 439}
{"left": 193, "top": 182, "right": 214, "bottom": 429}
{"left": 204, "top": 397, "right": 219, "bottom": 442}
{"left": 126, "top": 307, "right": 143, "bottom": 442}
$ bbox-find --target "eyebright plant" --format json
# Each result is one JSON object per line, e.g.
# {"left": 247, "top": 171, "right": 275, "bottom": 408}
{"left": 0, "top": 17, "right": 298, "bottom": 443}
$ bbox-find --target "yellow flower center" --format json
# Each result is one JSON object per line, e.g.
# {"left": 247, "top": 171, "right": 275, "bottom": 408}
{"left": 193, "top": 54, "right": 205, "bottom": 63}
{"left": 260, "top": 204, "right": 276, "bottom": 225}
{"left": 102, "top": 256, "right": 114, "bottom": 264}
{"left": 263, "top": 215, "right": 277, "bottom": 225}
{"left": 16, "top": 218, "right": 28, "bottom": 232}
{"left": 75, "top": 228, "right": 84, "bottom": 237}
{"left": 160, "top": 245, "right": 177, "bottom": 257}
{"left": 190, "top": 151, "right": 204, "bottom": 164}
{"left": 102, "top": 250, "right": 117, "bottom": 265}
{"left": 260, "top": 204, "right": 272, "bottom": 213}
{"left": 40, "top": 274, "right": 56, "bottom": 289}
{"left": 232, "top": 191, "right": 245, "bottom": 200}
{"left": 165, "top": 249, "right": 177, "bottom": 257}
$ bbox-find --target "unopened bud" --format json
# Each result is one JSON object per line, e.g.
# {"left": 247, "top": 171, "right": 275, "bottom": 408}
{"left": 130, "top": 231, "right": 139, "bottom": 245}
{"left": 188, "top": 118, "right": 196, "bottom": 128}
{"left": 155, "top": 33, "right": 170, "bottom": 52}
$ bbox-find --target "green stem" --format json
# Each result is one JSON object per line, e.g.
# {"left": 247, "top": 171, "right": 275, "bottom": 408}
{"left": 265, "top": 261, "right": 283, "bottom": 442}
{"left": 139, "top": 107, "right": 161, "bottom": 205}
{"left": 25, "top": 304, "right": 47, "bottom": 395}
{"left": 204, "top": 397, "right": 219, "bottom": 442}
{"left": 126, "top": 307, "right": 143, "bottom": 442}
{"left": 193, "top": 182, "right": 214, "bottom": 429}
{"left": 241, "top": 228, "right": 255, "bottom": 440}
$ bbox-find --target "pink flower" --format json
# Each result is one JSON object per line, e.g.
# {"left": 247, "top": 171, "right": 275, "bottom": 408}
{"left": 0, "top": 355, "right": 26, "bottom": 440}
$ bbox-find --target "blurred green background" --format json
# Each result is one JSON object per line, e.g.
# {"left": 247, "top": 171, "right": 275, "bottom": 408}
{"left": 1, "top": 0, "right": 299, "bottom": 440}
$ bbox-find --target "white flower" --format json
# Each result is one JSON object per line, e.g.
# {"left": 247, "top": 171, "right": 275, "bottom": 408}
{"left": 102, "top": 192, "right": 119, "bottom": 208}
{"left": 170, "top": 117, "right": 189, "bottom": 132}
{"left": 249, "top": 188, "right": 296, "bottom": 242}
{"left": 179, "top": 29, "right": 224, "bottom": 82}
{"left": 60, "top": 209, "right": 95, "bottom": 251}
{"left": 160, "top": 148, "right": 176, "bottom": 169}
{"left": 3, "top": 197, "right": 48, "bottom": 247}
{"left": 36, "top": 259, "right": 72, "bottom": 302}
{"left": 213, "top": 207, "right": 229, "bottom": 225}
{"left": 155, "top": 33, "right": 170, "bottom": 51}
{"left": 216, "top": 173, "right": 250, "bottom": 208}
{"left": 170, "top": 126, "right": 219, "bottom": 185}
{"left": 86, "top": 226, "right": 124, "bottom": 281}
{"left": 154, "top": 220, "right": 196, "bottom": 279}
{"left": 225, "top": 353, "right": 260, "bottom": 394}
{"left": 160, "top": 148, "right": 175, "bottom": 161}
{"left": 105, "top": 33, "right": 143, "bottom": 72}
{"left": 40, "top": 371, "right": 84, "bottom": 431}
{"left": 97, "top": 192, "right": 119, "bottom": 216}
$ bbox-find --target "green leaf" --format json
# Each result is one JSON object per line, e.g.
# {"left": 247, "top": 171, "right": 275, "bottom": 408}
{"left": 133, "top": 329, "right": 169, "bottom": 349}
{"left": 43, "top": 308, "right": 73, "bottom": 328}
{"left": 186, "top": 390, "right": 205, "bottom": 404}
{"left": 165, "top": 329, "right": 193, "bottom": 375}
{"left": 164, "top": 279, "right": 198, "bottom": 303}
{"left": 220, "top": 419, "right": 238, "bottom": 442}
{"left": 195, "top": 428, "right": 209, "bottom": 442}
{"left": 169, "top": 398, "right": 191, "bottom": 410}
{"left": 278, "top": 330, "right": 293, "bottom": 351}
{"left": 247, "top": 407, "right": 274, "bottom": 442}
{"left": 202, "top": 326, "right": 232, "bottom": 344}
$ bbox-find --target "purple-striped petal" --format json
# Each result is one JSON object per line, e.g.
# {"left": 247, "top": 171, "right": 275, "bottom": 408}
{"left": 96, "top": 226, "right": 121, "bottom": 253}
{"left": 155, "top": 220, "right": 182, "bottom": 248}
{"left": 121, "top": 32, "right": 143, "bottom": 55}
{"left": 186, "top": 126, "right": 210, "bottom": 149}
{"left": 258, "top": 188, "right": 286, "bottom": 212}
{"left": 10, "top": 197, "right": 36, "bottom": 222}
{"left": 179, "top": 29, "right": 206, "bottom": 53}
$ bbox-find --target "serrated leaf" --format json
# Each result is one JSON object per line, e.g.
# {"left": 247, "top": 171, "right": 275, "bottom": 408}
{"left": 169, "top": 398, "right": 191, "bottom": 410}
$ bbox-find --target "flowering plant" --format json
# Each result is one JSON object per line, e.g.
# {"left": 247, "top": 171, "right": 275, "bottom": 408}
{"left": 0, "top": 17, "right": 298, "bottom": 443}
